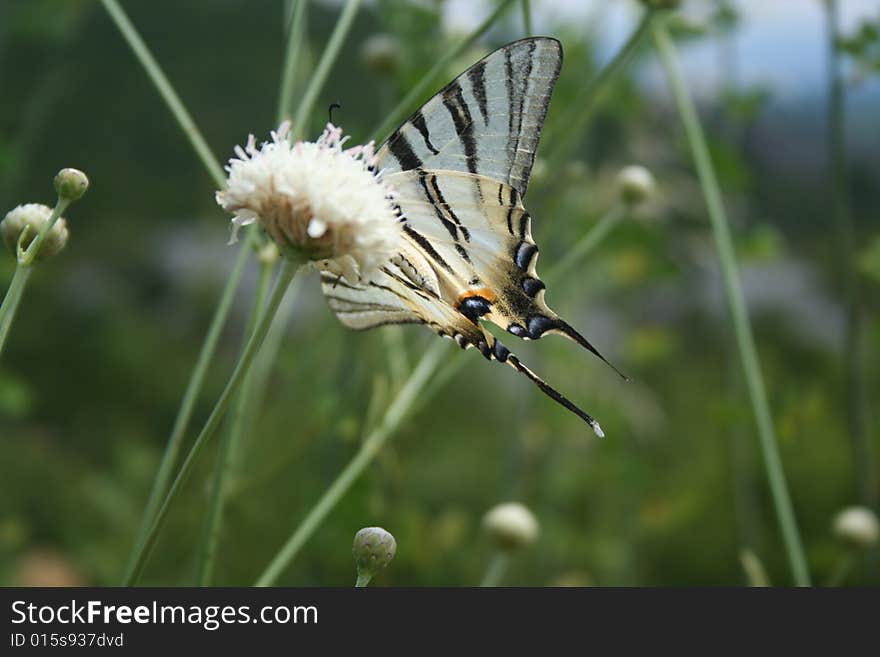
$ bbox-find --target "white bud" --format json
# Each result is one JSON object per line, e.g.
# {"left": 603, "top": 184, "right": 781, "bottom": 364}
{"left": 361, "top": 34, "right": 401, "bottom": 75}
{"left": 617, "top": 165, "right": 656, "bottom": 205}
{"left": 53, "top": 168, "right": 89, "bottom": 202}
{"left": 256, "top": 242, "right": 280, "bottom": 266}
{"left": 482, "top": 502, "right": 539, "bottom": 551}
{"left": 1, "top": 203, "right": 69, "bottom": 260}
{"left": 833, "top": 506, "right": 879, "bottom": 549}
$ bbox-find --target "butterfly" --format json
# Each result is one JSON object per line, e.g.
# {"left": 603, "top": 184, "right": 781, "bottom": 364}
{"left": 320, "top": 37, "right": 624, "bottom": 437}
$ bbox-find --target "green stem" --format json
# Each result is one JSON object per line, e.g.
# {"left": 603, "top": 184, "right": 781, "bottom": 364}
{"left": 1, "top": 197, "right": 70, "bottom": 359}
{"left": 291, "top": 0, "right": 362, "bottom": 138}
{"left": 196, "top": 259, "right": 274, "bottom": 585}
{"left": 480, "top": 552, "right": 510, "bottom": 587}
{"left": 355, "top": 573, "right": 372, "bottom": 588}
{"left": 235, "top": 277, "right": 301, "bottom": 453}
{"left": 100, "top": 0, "right": 225, "bottom": 187}
{"left": 826, "top": 550, "right": 855, "bottom": 587}
{"left": 0, "top": 265, "right": 33, "bottom": 359}
{"left": 825, "top": 0, "right": 874, "bottom": 508}
{"left": 541, "top": 8, "right": 655, "bottom": 166}
{"left": 103, "top": 0, "right": 270, "bottom": 580}
{"left": 122, "top": 235, "right": 254, "bottom": 580}
{"left": 368, "top": 0, "right": 518, "bottom": 143}
{"left": 652, "top": 20, "right": 810, "bottom": 586}
{"left": 545, "top": 204, "right": 626, "bottom": 285}
{"left": 521, "top": 0, "right": 532, "bottom": 35}
{"left": 123, "top": 257, "right": 301, "bottom": 585}
{"left": 276, "top": 0, "right": 309, "bottom": 124}
{"left": 254, "top": 339, "right": 448, "bottom": 586}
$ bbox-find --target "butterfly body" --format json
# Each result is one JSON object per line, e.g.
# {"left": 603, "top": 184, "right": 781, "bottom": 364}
{"left": 320, "top": 37, "right": 621, "bottom": 435}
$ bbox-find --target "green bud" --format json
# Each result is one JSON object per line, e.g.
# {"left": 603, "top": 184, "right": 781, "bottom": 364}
{"left": 482, "top": 502, "right": 539, "bottom": 551}
{"left": 53, "top": 168, "right": 89, "bottom": 203}
{"left": 2, "top": 204, "right": 69, "bottom": 261}
{"left": 617, "top": 165, "right": 656, "bottom": 206}
{"left": 353, "top": 526, "right": 396, "bottom": 586}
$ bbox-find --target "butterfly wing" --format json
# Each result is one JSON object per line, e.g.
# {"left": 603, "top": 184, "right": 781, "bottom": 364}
{"left": 377, "top": 36, "right": 562, "bottom": 197}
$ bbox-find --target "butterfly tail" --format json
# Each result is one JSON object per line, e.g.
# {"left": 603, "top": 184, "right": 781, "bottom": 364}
{"left": 549, "top": 318, "right": 629, "bottom": 381}
{"left": 487, "top": 335, "right": 605, "bottom": 437}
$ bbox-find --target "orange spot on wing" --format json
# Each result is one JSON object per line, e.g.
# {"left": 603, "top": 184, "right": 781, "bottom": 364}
{"left": 456, "top": 287, "right": 497, "bottom": 306}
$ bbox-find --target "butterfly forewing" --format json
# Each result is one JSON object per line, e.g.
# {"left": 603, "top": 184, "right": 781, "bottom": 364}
{"left": 377, "top": 37, "right": 562, "bottom": 197}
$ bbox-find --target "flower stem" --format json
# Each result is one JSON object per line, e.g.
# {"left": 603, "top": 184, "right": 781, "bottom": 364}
{"left": 195, "top": 259, "right": 274, "bottom": 585}
{"left": 480, "top": 553, "right": 510, "bottom": 587}
{"left": 291, "top": 0, "right": 361, "bottom": 139}
{"left": 369, "top": 0, "right": 518, "bottom": 143}
{"left": 521, "top": 0, "right": 532, "bottom": 35}
{"left": 0, "top": 265, "right": 33, "bottom": 360}
{"left": 194, "top": 0, "right": 312, "bottom": 585}
{"left": 1, "top": 196, "right": 70, "bottom": 359}
{"left": 277, "top": 0, "right": 309, "bottom": 124}
{"left": 102, "top": 0, "right": 271, "bottom": 580}
{"left": 824, "top": 0, "right": 874, "bottom": 508}
{"left": 254, "top": 339, "right": 448, "bottom": 586}
{"left": 355, "top": 573, "right": 372, "bottom": 588}
{"left": 121, "top": 233, "right": 254, "bottom": 581}
{"left": 123, "top": 257, "right": 301, "bottom": 585}
{"left": 652, "top": 20, "right": 810, "bottom": 586}
{"left": 545, "top": 204, "right": 626, "bottom": 286}
{"left": 826, "top": 550, "right": 855, "bottom": 587}
{"left": 100, "top": 0, "right": 225, "bottom": 187}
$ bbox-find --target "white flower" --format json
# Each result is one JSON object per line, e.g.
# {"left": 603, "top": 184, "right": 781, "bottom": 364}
{"left": 482, "top": 502, "right": 540, "bottom": 551}
{"left": 833, "top": 506, "right": 879, "bottom": 549}
{"left": 216, "top": 121, "right": 401, "bottom": 282}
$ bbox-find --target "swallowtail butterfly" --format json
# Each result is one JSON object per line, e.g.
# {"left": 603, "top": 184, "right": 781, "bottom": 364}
{"left": 321, "top": 37, "right": 623, "bottom": 436}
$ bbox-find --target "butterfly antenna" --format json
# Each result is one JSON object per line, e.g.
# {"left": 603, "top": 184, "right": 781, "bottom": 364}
{"left": 502, "top": 351, "right": 605, "bottom": 438}
{"left": 328, "top": 102, "right": 342, "bottom": 124}
{"left": 552, "top": 319, "right": 629, "bottom": 381}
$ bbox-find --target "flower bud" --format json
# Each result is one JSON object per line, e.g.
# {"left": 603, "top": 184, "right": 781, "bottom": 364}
{"left": 257, "top": 241, "right": 280, "bottom": 266}
{"left": 833, "top": 506, "right": 879, "bottom": 549}
{"left": 53, "top": 168, "right": 89, "bottom": 202}
{"left": 353, "top": 526, "right": 396, "bottom": 586}
{"left": 617, "top": 165, "right": 656, "bottom": 206}
{"left": 2, "top": 204, "right": 69, "bottom": 260}
{"left": 482, "top": 502, "right": 539, "bottom": 551}
{"left": 361, "top": 34, "right": 401, "bottom": 75}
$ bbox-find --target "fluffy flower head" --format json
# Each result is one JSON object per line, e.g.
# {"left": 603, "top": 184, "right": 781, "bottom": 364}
{"left": 216, "top": 121, "right": 400, "bottom": 282}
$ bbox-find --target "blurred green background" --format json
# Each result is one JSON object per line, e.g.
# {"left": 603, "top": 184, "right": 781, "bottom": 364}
{"left": 1, "top": 0, "right": 878, "bottom": 586}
